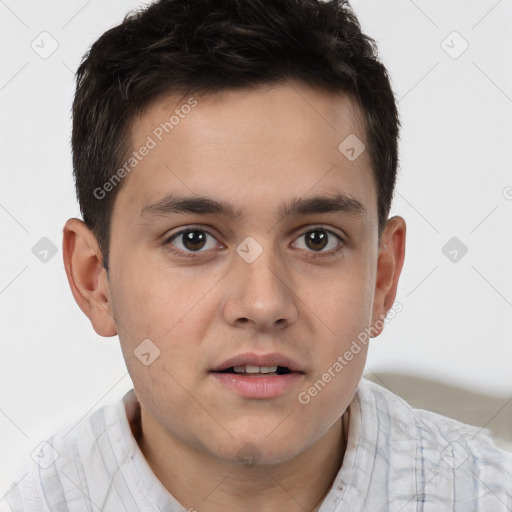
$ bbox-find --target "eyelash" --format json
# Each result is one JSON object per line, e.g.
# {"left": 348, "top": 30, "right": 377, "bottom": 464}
{"left": 164, "top": 225, "right": 345, "bottom": 260}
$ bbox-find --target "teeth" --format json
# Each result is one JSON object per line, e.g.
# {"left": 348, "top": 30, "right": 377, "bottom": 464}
{"left": 233, "top": 365, "right": 278, "bottom": 374}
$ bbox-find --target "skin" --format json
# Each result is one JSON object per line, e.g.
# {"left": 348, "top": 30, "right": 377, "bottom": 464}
{"left": 63, "top": 80, "right": 406, "bottom": 512}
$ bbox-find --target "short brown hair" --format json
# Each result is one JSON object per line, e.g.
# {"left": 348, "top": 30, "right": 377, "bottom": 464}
{"left": 72, "top": 0, "right": 400, "bottom": 272}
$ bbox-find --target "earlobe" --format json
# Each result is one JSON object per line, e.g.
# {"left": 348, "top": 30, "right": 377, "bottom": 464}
{"left": 62, "top": 218, "right": 117, "bottom": 337}
{"left": 370, "top": 216, "right": 406, "bottom": 337}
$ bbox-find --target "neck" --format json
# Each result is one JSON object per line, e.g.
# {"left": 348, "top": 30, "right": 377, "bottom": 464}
{"left": 137, "top": 410, "right": 348, "bottom": 512}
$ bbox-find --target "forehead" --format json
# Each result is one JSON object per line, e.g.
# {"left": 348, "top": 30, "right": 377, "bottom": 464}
{"left": 113, "top": 81, "right": 376, "bottom": 226}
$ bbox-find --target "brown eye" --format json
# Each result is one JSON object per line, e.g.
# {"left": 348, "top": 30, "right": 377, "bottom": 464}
{"left": 304, "top": 230, "right": 329, "bottom": 251}
{"left": 181, "top": 230, "right": 207, "bottom": 251}
{"left": 167, "top": 229, "right": 218, "bottom": 254}
{"left": 293, "top": 228, "right": 343, "bottom": 254}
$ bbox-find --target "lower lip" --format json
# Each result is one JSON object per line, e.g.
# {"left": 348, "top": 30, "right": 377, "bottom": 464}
{"left": 211, "top": 372, "right": 304, "bottom": 399}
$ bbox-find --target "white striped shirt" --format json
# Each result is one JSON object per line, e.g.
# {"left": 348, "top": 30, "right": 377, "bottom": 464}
{"left": 2, "top": 378, "right": 511, "bottom": 511}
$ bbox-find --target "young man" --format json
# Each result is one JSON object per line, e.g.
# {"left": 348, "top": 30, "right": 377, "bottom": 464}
{"left": 2, "top": 0, "right": 511, "bottom": 510}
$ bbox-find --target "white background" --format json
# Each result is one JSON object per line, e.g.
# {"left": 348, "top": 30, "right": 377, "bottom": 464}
{"left": 1, "top": 0, "right": 511, "bottom": 491}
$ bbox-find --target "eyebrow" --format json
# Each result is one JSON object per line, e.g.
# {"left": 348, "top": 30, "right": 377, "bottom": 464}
{"left": 138, "top": 193, "right": 366, "bottom": 222}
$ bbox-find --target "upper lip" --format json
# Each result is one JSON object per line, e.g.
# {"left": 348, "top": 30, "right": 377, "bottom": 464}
{"left": 211, "top": 352, "right": 304, "bottom": 373}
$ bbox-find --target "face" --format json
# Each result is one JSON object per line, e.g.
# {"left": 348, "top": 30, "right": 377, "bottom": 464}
{"left": 86, "top": 81, "right": 399, "bottom": 465}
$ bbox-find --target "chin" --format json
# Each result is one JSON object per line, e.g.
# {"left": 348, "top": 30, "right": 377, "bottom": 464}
{"left": 209, "top": 432, "right": 305, "bottom": 467}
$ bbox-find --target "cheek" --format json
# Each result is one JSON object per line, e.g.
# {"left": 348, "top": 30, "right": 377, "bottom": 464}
{"left": 298, "top": 256, "right": 375, "bottom": 397}
{"left": 111, "top": 268, "right": 210, "bottom": 416}
{"left": 110, "top": 253, "right": 219, "bottom": 337}
{"left": 109, "top": 258, "right": 225, "bottom": 390}
{"left": 298, "top": 280, "right": 371, "bottom": 427}
{"left": 306, "top": 260, "right": 375, "bottom": 333}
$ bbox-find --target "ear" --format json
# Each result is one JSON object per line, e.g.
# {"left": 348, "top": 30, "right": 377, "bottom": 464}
{"left": 370, "top": 215, "right": 406, "bottom": 337}
{"left": 62, "top": 218, "right": 117, "bottom": 337}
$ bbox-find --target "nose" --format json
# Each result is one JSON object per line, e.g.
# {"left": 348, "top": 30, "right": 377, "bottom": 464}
{"left": 221, "top": 242, "right": 299, "bottom": 331}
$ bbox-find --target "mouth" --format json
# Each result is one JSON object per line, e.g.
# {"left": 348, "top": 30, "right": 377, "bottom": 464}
{"left": 210, "top": 354, "right": 305, "bottom": 399}
{"left": 214, "top": 365, "right": 294, "bottom": 376}
{"left": 210, "top": 352, "right": 304, "bottom": 374}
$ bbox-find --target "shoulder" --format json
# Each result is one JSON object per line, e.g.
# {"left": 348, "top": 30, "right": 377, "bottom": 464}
{"left": 355, "top": 378, "right": 512, "bottom": 507}
{"left": 357, "top": 377, "right": 512, "bottom": 462}
{"left": 0, "top": 401, "right": 121, "bottom": 512}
